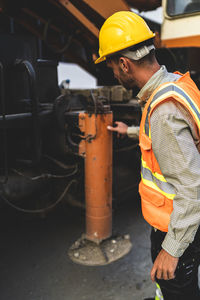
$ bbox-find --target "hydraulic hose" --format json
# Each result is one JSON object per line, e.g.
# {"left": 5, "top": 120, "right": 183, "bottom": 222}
{"left": 1, "top": 178, "right": 77, "bottom": 214}
{"left": 14, "top": 59, "right": 41, "bottom": 164}
{"left": 0, "top": 62, "right": 8, "bottom": 184}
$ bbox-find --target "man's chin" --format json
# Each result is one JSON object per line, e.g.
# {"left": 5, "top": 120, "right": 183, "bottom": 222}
{"left": 121, "top": 83, "right": 134, "bottom": 90}
{"left": 119, "top": 80, "right": 135, "bottom": 90}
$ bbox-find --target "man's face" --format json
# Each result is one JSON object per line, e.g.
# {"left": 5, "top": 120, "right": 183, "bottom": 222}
{"left": 106, "top": 58, "right": 135, "bottom": 90}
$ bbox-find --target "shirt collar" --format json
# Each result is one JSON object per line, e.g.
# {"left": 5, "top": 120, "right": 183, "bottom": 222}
{"left": 137, "top": 65, "right": 169, "bottom": 104}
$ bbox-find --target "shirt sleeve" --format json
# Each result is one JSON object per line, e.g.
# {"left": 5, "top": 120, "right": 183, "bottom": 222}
{"left": 127, "top": 126, "right": 140, "bottom": 140}
{"left": 150, "top": 101, "right": 200, "bottom": 257}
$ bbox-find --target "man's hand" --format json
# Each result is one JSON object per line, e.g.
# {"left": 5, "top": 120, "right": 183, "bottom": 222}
{"left": 107, "top": 121, "right": 128, "bottom": 138}
{"left": 151, "top": 249, "right": 179, "bottom": 282}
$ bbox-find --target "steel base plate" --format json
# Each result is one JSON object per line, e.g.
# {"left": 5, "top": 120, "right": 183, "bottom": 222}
{"left": 68, "top": 235, "right": 132, "bottom": 266}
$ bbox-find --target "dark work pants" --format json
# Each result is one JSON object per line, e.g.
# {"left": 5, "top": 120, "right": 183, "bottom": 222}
{"left": 151, "top": 227, "right": 200, "bottom": 300}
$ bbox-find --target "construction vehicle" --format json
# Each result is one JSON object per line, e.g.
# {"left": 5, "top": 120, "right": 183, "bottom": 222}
{"left": 0, "top": 0, "right": 199, "bottom": 264}
{"left": 161, "top": 0, "right": 200, "bottom": 87}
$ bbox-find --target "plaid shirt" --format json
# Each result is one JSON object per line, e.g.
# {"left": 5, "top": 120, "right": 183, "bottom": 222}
{"left": 128, "top": 66, "right": 200, "bottom": 257}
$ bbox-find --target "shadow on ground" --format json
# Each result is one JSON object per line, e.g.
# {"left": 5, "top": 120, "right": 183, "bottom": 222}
{"left": 0, "top": 194, "right": 155, "bottom": 300}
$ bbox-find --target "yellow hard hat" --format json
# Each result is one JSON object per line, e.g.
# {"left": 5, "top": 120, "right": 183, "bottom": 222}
{"left": 95, "top": 11, "right": 155, "bottom": 64}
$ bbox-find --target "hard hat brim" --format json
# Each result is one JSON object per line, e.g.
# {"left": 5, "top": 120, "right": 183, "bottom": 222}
{"left": 95, "top": 56, "right": 106, "bottom": 64}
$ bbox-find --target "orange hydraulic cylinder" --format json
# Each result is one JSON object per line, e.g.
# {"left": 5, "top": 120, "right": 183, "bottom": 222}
{"left": 79, "top": 111, "right": 113, "bottom": 242}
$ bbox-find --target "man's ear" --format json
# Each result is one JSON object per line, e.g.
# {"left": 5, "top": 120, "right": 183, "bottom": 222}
{"left": 119, "top": 57, "right": 130, "bottom": 73}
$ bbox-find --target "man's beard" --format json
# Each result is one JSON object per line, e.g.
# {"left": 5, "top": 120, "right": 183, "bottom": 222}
{"left": 118, "top": 69, "right": 136, "bottom": 90}
{"left": 119, "top": 77, "right": 135, "bottom": 90}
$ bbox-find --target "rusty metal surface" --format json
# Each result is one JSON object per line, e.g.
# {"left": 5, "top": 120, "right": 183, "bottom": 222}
{"left": 0, "top": 0, "right": 161, "bottom": 80}
{"left": 57, "top": 0, "right": 99, "bottom": 38}
{"left": 82, "top": 0, "right": 130, "bottom": 18}
{"left": 126, "top": 0, "right": 161, "bottom": 11}
{"left": 0, "top": 1, "right": 99, "bottom": 76}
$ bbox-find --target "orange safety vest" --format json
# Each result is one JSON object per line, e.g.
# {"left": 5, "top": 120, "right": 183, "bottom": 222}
{"left": 139, "top": 72, "right": 200, "bottom": 232}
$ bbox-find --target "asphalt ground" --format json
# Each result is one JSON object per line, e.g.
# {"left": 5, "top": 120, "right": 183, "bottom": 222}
{"left": 0, "top": 194, "right": 159, "bottom": 300}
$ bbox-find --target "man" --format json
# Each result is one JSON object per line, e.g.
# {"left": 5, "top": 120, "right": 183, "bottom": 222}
{"left": 95, "top": 11, "right": 200, "bottom": 300}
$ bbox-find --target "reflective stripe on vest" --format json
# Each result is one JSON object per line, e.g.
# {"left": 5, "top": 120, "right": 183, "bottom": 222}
{"left": 141, "top": 81, "right": 200, "bottom": 203}
{"left": 141, "top": 158, "right": 176, "bottom": 200}
{"left": 139, "top": 76, "right": 200, "bottom": 231}
{"left": 144, "top": 83, "right": 200, "bottom": 137}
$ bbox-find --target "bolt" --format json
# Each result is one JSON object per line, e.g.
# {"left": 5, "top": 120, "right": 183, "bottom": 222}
{"left": 74, "top": 252, "right": 80, "bottom": 258}
{"left": 124, "top": 234, "right": 130, "bottom": 240}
